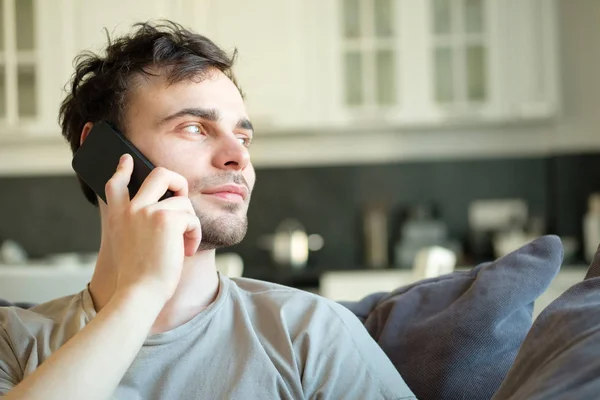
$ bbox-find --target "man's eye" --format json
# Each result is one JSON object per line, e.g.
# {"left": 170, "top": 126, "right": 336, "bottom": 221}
{"left": 183, "top": 125, "right": 202, "bottom": 134}
{"left": 238, "top": 137, "right": 252, "bottom": 147}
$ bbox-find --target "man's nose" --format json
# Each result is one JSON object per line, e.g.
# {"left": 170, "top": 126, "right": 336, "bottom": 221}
{"left": 212, "top": 134, "right": 250, "bottom": 171}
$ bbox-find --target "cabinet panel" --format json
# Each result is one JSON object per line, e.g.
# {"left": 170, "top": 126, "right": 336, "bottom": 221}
{"left": 73, "top": 0, "right": 179, "bottom": 53}
{"left": 15, "top": 0, "right": 34, "bottom": 51}
{"left": 202, "top": 0, "right": 311, "bottom": 131}
{"left": 331, "top": 0, "right": 559, "bottom": 126}
{"left": 0, "top": 65, "right": 5, "bottom": 118}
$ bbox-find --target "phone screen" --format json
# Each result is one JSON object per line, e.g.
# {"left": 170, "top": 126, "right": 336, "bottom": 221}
{"left": 72, "top": 120, "right": 174, "bottom": 204}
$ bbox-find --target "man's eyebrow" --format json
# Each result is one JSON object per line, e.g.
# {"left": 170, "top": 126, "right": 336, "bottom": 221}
{"left": 237, "top": 118, "right": 254, "bottom": 133}
{"left": 156, "top": 107, "right": 220, "bottom": 126}
{"left": 156, "top": 108, "right": 254, "bottom": 134}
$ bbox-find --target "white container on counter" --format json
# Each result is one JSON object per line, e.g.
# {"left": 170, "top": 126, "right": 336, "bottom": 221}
{"left": 0, "top": 263, "right": 95, "bottom": 303}
{"left": 584, "top": 193, "right": 600, "bottom": 264}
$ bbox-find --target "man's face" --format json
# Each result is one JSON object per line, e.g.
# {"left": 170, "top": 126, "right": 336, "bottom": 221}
{"left": 123, "top": 68, "right": 256, "bottom": 250}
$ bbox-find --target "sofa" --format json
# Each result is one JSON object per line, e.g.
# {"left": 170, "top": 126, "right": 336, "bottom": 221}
{"left": 3, "top": 235, "right": 599, "bottom": 399}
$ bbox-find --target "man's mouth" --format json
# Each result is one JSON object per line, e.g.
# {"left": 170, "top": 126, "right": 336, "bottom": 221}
{"left": 202, "top": 185, "right": 248, "bottom": 202}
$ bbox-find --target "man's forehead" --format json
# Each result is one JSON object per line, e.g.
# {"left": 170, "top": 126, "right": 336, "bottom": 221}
{"left": 132, "top": 67, "right": 239, "bottom": 96}
{"left": 128, "top": 68, "right": 247, "bottom": 118}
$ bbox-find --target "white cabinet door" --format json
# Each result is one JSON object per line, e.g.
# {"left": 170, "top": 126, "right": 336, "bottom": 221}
{"left": 35, "top": 0, "right": 76, "bottom": 137}
{"left": 327, "top": 0, "right": 559, "bottom": 128}
{"left": 70, "top": 0, "right": 184, "bottom": 56}
{"left": 0, "top": 0, "right": 189, "bottom": 138}
{"left": 0, "top": 0, "right": 193, "bottom": 175}
{"left": 0, "top": 0, "right": 61, "bottom": 136}
{"left": 43, "top": 0, "right": 191, "bottom": 137}
{"left": 194, "top": 0, "right": 314, "bottom": 133}
{"left": 494, "top": 0, "right": 559, "bottom": 120}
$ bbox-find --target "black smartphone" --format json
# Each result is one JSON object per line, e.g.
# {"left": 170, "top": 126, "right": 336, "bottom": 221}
{"left": 72, "top": 120, "right": 174, "bottom": 204}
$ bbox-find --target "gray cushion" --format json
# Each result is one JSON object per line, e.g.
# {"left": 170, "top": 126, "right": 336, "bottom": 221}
{"left": 491, "top": 243, "right": 600, "bottom": 399}
{"left": 0, "top": 299, "right": 35, "bottom": 309}
{"left": 342, "top": 235, "right": 563, "bottom": 400}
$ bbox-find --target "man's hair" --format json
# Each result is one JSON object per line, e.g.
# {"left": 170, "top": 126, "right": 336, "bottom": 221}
{"left": 59, "top": 20, "right": 240, "bottom": 206}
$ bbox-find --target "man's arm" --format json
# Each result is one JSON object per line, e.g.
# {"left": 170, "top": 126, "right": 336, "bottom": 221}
{"left": 3, "top": 155, "right": 202, "bottom": 399}
{"left": 300, "top": 301, "right": 416, "bottom": 399}
{"left": 4, "top": 287, "right": 162, "bottom": 399}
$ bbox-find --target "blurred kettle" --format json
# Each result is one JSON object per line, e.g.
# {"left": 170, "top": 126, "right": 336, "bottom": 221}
{"left": 258, "top": 219, "right": 324, "bottom": 269}
{"left": 412, "top": 246, "right": 456, "bottom": 279}
{"left": 0, "top": 239, "right": 28, "bottom": 265}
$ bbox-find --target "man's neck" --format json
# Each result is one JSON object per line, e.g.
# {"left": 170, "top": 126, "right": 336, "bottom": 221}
{"left": 89, "top": 247, "right": 220, "bottom": 335}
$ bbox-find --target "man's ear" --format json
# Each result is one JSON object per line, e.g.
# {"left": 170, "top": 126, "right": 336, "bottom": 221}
{"left": 80, "top": 122, "right": 94, "bottom": 146}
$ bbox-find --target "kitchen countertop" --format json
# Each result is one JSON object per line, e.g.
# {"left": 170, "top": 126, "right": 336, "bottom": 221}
{"left": 318, "top": 265, "right": 589, "bottom": 319}
{"left": 0, "top": 263, "right": 589, "bottom": 314}
{"left": 0, "top": 263, "right": 95, "bottom": 303}
{"left": 0, "top": 252, "right": 245, "bottom": 303}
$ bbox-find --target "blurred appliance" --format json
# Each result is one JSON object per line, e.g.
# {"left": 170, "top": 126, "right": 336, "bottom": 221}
{"left": 0, "top": 239, "right": 28, "bottom": 264}
{"left": 362, "top": 202, "right": 389, "bottom": 268}
{"left": 412, "top": 246, "right": 456, "bottom": 279}
{"left": 493, "top": 227, "right": 539, "bottom": 258}
{"left": 394, "top": 204, "right": 459, "bottom": 268}
{"left": 584, "top": 193, "right": 600, "bottom": 263}
{"left": 469, "top": 199, "right": 528, "bottom": 232}
{"left": 215, "top": 253, "right": 244, "bottom": 277}
{"left": 468, "top": 199, "right": 529, "bottom": 261}
{"left": 258, "top": 219, "right": 324, "bottom": 269}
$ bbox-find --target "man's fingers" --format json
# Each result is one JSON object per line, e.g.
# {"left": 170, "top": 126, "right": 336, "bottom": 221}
{"left": 144, "top": 198, "right": 200, "bottom": 256}
{"left": 146, "top": 196, "right": 196, "bottom": 216}
{"left": 132, "top": 167, "right": 189, "bottom": 207}
{"left": 181, "top": 213, "right": 202, "bottom": 257}
{"left": 105, "top": 154, "right": 133, "bottom": 208}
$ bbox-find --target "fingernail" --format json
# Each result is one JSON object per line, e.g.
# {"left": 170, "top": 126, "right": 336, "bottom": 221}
{"left": 119, "top": 154, "right": 127, "bottom": 165}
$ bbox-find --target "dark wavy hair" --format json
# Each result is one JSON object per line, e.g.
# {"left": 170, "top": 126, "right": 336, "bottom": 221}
{"left": 59, "top": 20, "right": 240, "bottom": 206}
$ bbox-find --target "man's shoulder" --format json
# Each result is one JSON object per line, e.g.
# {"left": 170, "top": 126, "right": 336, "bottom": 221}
{"left": 0, "top": 292, "right": 86, "bottom": 340}
{"left": 228, "top": 276, "right": 357, "bottom": 327}
{"left": 230, "top": 276, "right": 309, "bottom": 295}
{"left": 0, "top": 292, "right": 88, "bottom": 382}
{"left": 230, "top": 276, "right": 329, "bottom": 305}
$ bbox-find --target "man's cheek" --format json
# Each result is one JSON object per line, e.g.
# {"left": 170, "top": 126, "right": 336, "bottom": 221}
{"left": 161, "top": 157, "right": 193, "bottom": 181}
{"left": 245, "top": 167, "right": 256, "bottom": 190}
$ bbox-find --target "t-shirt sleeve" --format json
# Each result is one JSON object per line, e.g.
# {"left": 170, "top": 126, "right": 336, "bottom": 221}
{"left": 298, "top": 300, "right": 416, "bottom": 400}
{"left": 0, "top": 319, "right": 21, "bottom": 395}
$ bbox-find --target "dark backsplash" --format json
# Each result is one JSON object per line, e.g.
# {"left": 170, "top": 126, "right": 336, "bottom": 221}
{"left": 1, "top": 153, "right": 599, "bottom": 272}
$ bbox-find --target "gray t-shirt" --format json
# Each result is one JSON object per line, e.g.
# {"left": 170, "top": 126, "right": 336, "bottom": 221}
{"left": 0, "top": 274, "right": 415, "bottom": 399}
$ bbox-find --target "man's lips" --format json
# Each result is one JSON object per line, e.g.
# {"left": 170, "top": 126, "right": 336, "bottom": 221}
{"left": 202, "top": 185, "right": 249, "bottom": 201}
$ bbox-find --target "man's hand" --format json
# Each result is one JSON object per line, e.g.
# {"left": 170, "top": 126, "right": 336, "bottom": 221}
{"left": 3, "top": 154, "right": 202, "bottom": 400}
{"left": 106, "top": 154, "right": 202, "bottom": 303}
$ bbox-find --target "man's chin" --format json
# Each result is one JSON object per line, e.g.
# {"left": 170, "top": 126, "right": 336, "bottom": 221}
{"left": 197, "top": 238, "right": 244, "bottom": 251}
{"left": 196, "top": 215, "right": 248, "bottom": 250}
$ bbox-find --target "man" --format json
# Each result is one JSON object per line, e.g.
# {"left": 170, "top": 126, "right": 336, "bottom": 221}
{"left": 0, "top": 21, "right": 415, "bottom": 399}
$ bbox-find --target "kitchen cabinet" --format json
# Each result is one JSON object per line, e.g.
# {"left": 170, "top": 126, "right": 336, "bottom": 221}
{"left": 0, "top": 0, "right": 191, "bottom": 174}
{"left": 0, "top": 0, "right": 562, "bottom": 174}
{"left": 316, "top": 0, "right": 560, "bottom": 129}
{"left": 0, "top": 0, "right": 561, "bottom": 137}
{"left": 190, "top": 0, "right": 318, "bottom": 133}
{"left": 0, "top": 0, "right": 189, "bottom": 140}
{"left": 71, "top": 0, "right": 188, "bottom": 56}
{"left": 181, "top": 0, "right": 560, "bottom": 132}
{"left": 0, "top": 0, "right": 62, "bottom": 137}
{"left": 68, "top": 0, "right": 321, "bottom": 133}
